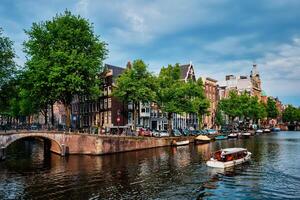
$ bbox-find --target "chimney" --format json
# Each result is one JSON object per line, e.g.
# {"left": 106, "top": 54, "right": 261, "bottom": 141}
{"left": 126, "top": 61, "right": 132, "bottom": 69}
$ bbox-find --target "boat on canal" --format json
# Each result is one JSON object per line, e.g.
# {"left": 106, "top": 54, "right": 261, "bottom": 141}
{"left": 171, "top": 140, "right": 189, "bottom": 146}
{"left": 194, "top": 135, "right": 211, "bottom": 144}
{"left": 206, "top": 148, "right": 252, "bottom": 168}
{"left": 241, "top": 132, "right": 251, "bottom": 138}
{"left": 228, "top": 133, "right": 238, "bottom": 139}
{"left": 263, "top": 128, "right": 271, "bottom": 133}
{"left": 256, "top": 129, "right": 263, "bottom": 134}
{"left": 215, "top": 135, "right": 228, "bottom": 140}
{"left": 271, "top": 127, "right": 281, "bottom": 132}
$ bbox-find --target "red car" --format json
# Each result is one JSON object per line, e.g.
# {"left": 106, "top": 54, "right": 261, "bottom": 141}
{"left": 138, "top": 128, "right": 152, "bottom": 136}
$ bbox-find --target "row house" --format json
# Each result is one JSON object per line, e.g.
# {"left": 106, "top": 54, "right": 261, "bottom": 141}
{"left": 149, "top": 63, "right": 198, "bottom": 130}
{"left": 219, "top": 64, "right": 262, "bottom": 99}
{"left": 202, "top": 77, "right": 218, "bottom": 129}
{"left": 71, "top": 64, "right": 128, "bottom": 131}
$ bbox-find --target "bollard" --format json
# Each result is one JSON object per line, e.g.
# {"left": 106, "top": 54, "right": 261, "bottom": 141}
{"left": 0, "top": 147, "right": 6, "bottom": 161}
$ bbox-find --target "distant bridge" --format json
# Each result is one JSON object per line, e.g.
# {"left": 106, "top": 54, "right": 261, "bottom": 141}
{"left": 0, "top": 131, "right": 180, "bottom": 161}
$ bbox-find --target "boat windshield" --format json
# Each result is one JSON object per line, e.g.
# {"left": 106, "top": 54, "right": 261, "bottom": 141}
{"left": 213, "top": 150, "right": 247, "bottom": 162}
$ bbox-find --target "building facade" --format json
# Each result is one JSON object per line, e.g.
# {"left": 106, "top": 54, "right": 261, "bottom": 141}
{"left": 202, "top": 77, "right": 218, "bottom": 129}
{"left": 71, "top": 64, "right": 129, "bottom": 131}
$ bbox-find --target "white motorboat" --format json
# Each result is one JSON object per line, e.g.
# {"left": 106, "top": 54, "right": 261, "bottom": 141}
{"left": 172, "top": 140, "right": 189, "bottom": 146}
{"left": 256, "top": 129, "right": 263, "bottom": 134}
{"left": 263, "top": 129, "right": 271, "bottom": 133}
{"left": 241, "top": 132, "right": 251, "bottom": 138}
{"left": 194, "top": 135, "right": 211, "bottom": 144}
{"left": 206, "top": 148, "right": 252, "bottom": 168}
{"left": 228, "top": 133, "right": 238, "bottom": 138}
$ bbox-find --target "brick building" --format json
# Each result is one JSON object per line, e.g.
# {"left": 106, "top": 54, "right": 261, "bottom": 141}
{"left": 71, "top": 64, "right": 129, "bottom": 131}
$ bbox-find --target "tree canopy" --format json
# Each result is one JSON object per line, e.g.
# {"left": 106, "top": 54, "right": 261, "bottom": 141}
{"left": 156, "top": 64, "right": 209, "bottom": 132}
{"left": 23, "top": 11, "right": 108, "bottom": 128}
{"left": 266, "top": 97, "right": 279, "bottom": 119}
{"left": 219, "top": 90, "right": 267, "bottom": 123}
{"left": 113, "top": 59, "right": 156, "bottom": 130}
{"left": 282, "top": 105, "right": 300, "bottom": 123}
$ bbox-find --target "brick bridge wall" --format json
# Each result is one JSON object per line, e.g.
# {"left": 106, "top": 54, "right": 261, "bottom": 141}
{"left": 0, "top": 131, "right": 195, "bottom": 160}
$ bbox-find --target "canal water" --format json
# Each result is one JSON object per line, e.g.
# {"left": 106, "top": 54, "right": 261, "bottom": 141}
{"left": 1, "top": 131, "right": 300, "bottom": 199}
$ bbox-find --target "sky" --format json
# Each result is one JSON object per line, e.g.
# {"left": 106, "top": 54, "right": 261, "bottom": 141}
{"left": 1, "top": 0, "right": 300, "bottom": 106}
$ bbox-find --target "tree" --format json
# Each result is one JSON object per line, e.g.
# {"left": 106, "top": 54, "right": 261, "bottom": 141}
{"left": 0, "top": 28, "right": 17, "bottom": 119}
{"left": 0, "top": 28, "right": 16, "bottom": 89}
{"left": 23, "top": 11, "right": 108, "bottom": 128}
{"left": 266, "top": 97, "right": 279, "bottom": 119}
{"left": 156, "top": 64, "right": 208, "bottom": 133}
{"left": 113, "top": 59, "right": 156, "bottom": 130}
{"left": 215, "top": 105, "right": 224, "bottom": 127}
{"left": 218, "top": 91, "right": 242, "bottom": 122}
{"left": 282, "top": 105, "right": 298, "bottom": 123}
{"left": 219, "top": 91, "right": 267, "bottom": 126}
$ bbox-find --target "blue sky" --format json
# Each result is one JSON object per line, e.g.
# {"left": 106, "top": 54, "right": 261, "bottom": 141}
{"left": 1, "top": 0, "right": 300, "bottom": 106}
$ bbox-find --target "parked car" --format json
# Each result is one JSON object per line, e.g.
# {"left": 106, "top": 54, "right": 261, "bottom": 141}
{"left": 159, "top": 130, "right": 170, "bottom": 137}
{"left": 182, "top": 128, "right": 190, "bottom": 136}
{"left": 152, "top": 129, "right": 160, "bottom": 137}
{"left": 138, "top": 128, "right": 152, "bottom": 136}
{"left": 172, "top": 129, "right": 182, "bottom": 136}
{"left": 206, "top": 129, "right": 218, "bottom": 134}
{"left": 191, "top": 130, "right": 201, "bottom": 136}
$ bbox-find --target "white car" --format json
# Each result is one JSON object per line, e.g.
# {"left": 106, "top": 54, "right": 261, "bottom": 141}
{"left": 152, "top": 130, "right": 160, "bottom": 137}
{"left": 159, "top": 130, "right": 170, "bottom": 137}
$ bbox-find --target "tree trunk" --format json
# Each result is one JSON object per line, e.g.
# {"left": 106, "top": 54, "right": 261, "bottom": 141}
{"left": 51, "top": 103, "right": 54, "bottom": 126}
{"left": 132, "top": 102, "right": 137, "bottom": 131}
{"left": 44, "top": 109, "right": 48, "bottom": 125}
{"left": 64, "top": 104, "right": 71, "bottom": 129}
{"left": 167, "top": 112, "right": 173, "bottom": 134}
{"left": 198, "top": 112, "right": 203, "bottom": 129}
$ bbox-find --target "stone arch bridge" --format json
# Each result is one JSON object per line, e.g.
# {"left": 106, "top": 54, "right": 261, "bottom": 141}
{"left": 0, "top": 131, "right": 176, "bottom": 160}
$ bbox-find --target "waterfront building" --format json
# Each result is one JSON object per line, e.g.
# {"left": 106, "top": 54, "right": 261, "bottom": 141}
{"left": 220, "top": 64, "right": 262, "bottom": 98}
{"left": 71, "top": 64, "right": 129, "bottom": 131}
{"left": 149, "top": 63, "right": 198, "bottom": 130}
{"left": 202, "top": 77, "right": 218, "bottom": 129}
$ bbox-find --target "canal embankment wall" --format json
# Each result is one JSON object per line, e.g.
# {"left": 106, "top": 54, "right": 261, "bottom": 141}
{"left": 52, "top": 134, "right": 195, "bottom": 155}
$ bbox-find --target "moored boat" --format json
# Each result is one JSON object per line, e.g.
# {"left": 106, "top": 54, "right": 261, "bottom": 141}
{"left": 172, "top": 140, "right": 189, "bottom": 146}
{"left": 263, "top": 128, "right": 271, "bottom": 133}
{"left": 228, "top": 133, "right": 238, "bottom": 139}
{"left": 215, "top": 135, "right": 228, "bottom": 140}
{"left": 241, "top": 132, "right": 251, "bottom": 138}
{"left": 271, "top": 127, "right": 281, "bottom": 132}
{"left": 256, "top": 129, "right": 263, "bottom": 134}
{"left": 206, "top": 148, "right": 252, "bottom": 168}
{"left": 194, "top": 135, "right": 211, "bottom": 144}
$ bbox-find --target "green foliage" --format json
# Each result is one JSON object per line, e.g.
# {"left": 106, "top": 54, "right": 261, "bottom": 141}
{"left": 282, "top": 105, "right": 300, "bottom": 123}
{"left": 156, "top": 64, "right": 209, "bottom": 131}
{"left": 114, "top": 59, "right": 156, "bottom": 104}
{"left": 23, "top": 10, "right": 108, "bottom": 127}
{"left": 0, "top": 28, "right": 16, "bottom": 89}
{"left": 266, "top": 97, "right": 279, "bottom": 119}
{"left": 219, "top": 91, "right": 267, "bottom": 122}
{"left": 0, "top": 28, "right": 17, "bottom": 116}
{"left": 215, "top": 106, "right": 224, "bottom": 126}
{"left": 219, "top": 91, "right": 242, "bottom": 119}
{"left": 113, "top": 59, "right": 156, "bottom": 130}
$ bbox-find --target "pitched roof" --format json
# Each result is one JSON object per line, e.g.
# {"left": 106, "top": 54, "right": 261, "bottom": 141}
{"left": 179, "top": 64, "right": 190, "bottom": 79}
{"left": 104, "top": 64, "right": 125, "bottom": 78}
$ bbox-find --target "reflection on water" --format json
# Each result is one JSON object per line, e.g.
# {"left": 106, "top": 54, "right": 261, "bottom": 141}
{"left": 1, "top": 132, "right": 300, "bottom": 199}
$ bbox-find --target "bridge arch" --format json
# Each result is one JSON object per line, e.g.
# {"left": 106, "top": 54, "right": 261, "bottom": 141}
{"left": 4, "top": 134, "right": 64, "bottom": 156}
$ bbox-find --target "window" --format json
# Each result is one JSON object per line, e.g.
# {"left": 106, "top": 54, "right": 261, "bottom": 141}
{"left": 141, "top": 108, "right": 146, "bottom": 113}
{"left": 146, "top": 108, "right": 150, "bottom": 113}
{"left": 104, "top": 99, "right": 107, "bottom": 109}
{"left": 108, "top": 98, "right": 112, "bottom": 109}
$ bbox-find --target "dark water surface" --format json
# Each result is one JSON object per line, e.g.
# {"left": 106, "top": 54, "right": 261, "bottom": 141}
{"left": 1, "top": 131, "right": 300, "bottom": 199}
